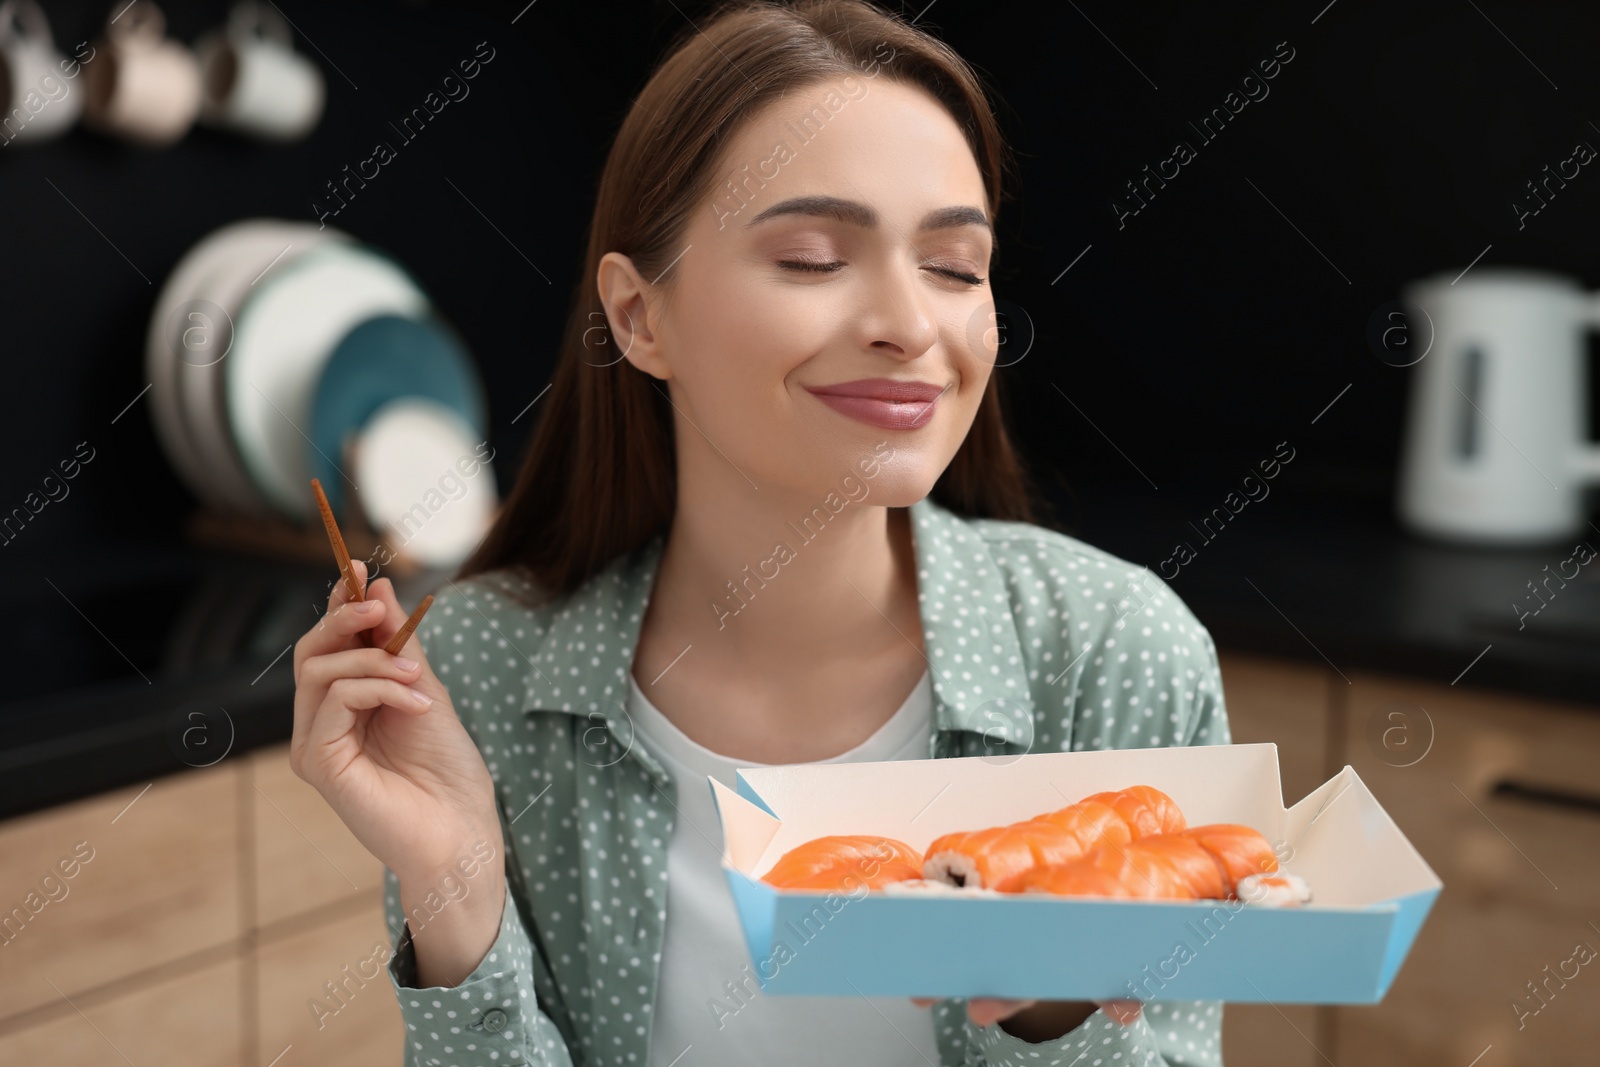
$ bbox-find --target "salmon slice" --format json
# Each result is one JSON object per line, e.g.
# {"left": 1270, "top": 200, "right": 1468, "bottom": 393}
{"left": 760, "top": 834, "right": 924, "bottom": 890}
{"left": 922, "top": 785, "right": 1184, "bottom": 890}
{"left": 1074, "top": 784, "right": 1187, "bottom": 838}
{"left": 1011, "top": 823, "right": 1278, "bottom": 899}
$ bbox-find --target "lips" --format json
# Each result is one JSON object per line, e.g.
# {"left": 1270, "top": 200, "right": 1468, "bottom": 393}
{"left": 805, "top": 378, "right": 948, "bottom": 403}
{"left": 804, "top": 378, "right": 948, "bottom": 431}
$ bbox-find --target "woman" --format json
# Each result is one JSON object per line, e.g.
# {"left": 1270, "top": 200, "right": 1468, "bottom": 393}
{"left": 290, "top": 1, "right": 1230, "bottom": 1064}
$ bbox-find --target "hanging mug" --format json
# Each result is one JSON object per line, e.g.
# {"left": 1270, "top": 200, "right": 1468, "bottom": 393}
{"left": 0, "top": 0, "right": 86, "bottom": 145}
{"left": 195, "top": 1, "right": 323, "bottom": 141}
{"left": 83, "top": 0, "right": 200, "bottom": 146}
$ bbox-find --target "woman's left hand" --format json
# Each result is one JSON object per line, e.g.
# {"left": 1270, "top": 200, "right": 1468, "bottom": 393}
{"left": 910, "top": 996, "right": 1142, "bottom": 1040}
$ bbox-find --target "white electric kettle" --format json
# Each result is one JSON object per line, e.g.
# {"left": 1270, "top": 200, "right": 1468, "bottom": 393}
{"left": 1396, "top": 267, "right": 1600, "bottom": 544}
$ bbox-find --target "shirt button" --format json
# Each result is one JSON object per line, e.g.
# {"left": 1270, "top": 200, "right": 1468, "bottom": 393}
{"left": 482, "top": 1008, "right": 508, "bottom": 1033}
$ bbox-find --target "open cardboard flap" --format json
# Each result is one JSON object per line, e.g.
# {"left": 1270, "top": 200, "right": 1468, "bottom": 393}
{"left": 707, "top": 743, "right": 1442, "bottom": 1002}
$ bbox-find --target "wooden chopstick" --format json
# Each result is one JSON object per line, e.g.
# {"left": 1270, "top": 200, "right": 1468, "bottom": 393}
{"left": 310, "top": 478, "right": 434, "bottom": 658}
{"left": 384, "top": 595, "right": 433, "bottom": 656}
{"left": 311, "top": 478, "right": 364, "bottom": 603}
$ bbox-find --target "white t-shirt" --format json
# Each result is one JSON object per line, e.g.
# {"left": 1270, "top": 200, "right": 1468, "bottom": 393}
{"left": 625, "top": 666, "right": 943, "bottom": 1067}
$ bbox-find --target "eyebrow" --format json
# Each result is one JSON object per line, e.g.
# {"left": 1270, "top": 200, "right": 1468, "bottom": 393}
{"left": 745, "top": 194, "right": 995, "bottom": 250}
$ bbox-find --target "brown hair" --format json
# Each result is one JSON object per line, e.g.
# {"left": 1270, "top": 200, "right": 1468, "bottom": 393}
{"left": 457, "top": 0, "right": 1059, "bottom": 599}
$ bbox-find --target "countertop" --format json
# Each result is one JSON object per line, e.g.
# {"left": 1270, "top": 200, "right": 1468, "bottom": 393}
{"left": 0, "top": 539, "right": 446, "bottom": 821}
{"left": 1064, "top": 474, "right": 1600, "bottom": 705}
{"left": 3, "top": 478, "right": 1596, "bottom": 821}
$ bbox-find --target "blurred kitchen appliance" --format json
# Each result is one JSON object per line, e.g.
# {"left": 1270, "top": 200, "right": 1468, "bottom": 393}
{"left": 1397, "top": 267, "right": 1600, "bottom": 545}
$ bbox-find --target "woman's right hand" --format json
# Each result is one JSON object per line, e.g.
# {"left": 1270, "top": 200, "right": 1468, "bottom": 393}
{"left": 290, "top": 559, "right": 501, "bottom": 889}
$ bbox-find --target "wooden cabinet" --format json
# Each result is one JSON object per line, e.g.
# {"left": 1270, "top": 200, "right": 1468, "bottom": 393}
{"left": 1215, "top": 654, "right": 1600, "bottom": 1067}
{"left": 1216, "top": 651, "right": 1334, "bottom": 1067}
{"left": 2, "top": 657, "right": 1596, "bottom": 1065}
{"left": 251, "top": 740, "right": 387, "bottom": 926}
{"left": 0, "top": 764, "right": 242, "bottom": 1021}
{"left": 0, "top": 745, "right": 401, "bottom": 1066}
{"left": 251, "top": 744, "right": 401, "bottom": 1066}
{"left": 1336, "top": 670, "right": 1600, "bottom": 1066}
{"left": 0, "top": 957, "right": 243, "bottom": 1066}
{"left": 257, "top": 902, "right": 405, "bottom": 1065}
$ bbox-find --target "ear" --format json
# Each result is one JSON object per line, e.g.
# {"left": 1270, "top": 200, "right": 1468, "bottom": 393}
{"left": 596, "top": 251, "right": 671, "bottom": 380}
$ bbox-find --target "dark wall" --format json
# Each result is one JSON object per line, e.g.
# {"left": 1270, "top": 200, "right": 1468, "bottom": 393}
{"left": 4, "top": 0, "right": 1599, "bottom": 554}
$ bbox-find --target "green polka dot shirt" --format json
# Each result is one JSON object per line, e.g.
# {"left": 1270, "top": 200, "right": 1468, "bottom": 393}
{"left": 383, "top": 494, "right": 1232, "bottom": 1065}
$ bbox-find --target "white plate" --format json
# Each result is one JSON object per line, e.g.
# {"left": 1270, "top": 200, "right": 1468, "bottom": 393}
{"left": 183, "top": 220, "right": 347, "bottom": 516}
{"left": 145, "top": 218, "right": 346, "bottom": 514}
{"left": 351, "top": 397, "right": 497, "bottom": 569}
{"left": 147, "top": 218, "right": 291, "bottom": 513}
{"left": 224, "top": 241, "right": 429, "bottom": 520}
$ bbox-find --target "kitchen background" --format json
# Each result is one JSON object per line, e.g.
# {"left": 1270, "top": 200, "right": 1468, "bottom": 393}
{"left": 1, "top": 0, "right": 1598, "bottom": 1064}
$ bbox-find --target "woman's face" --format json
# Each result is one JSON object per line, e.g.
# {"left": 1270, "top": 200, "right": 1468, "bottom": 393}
{"left": 608, "top": 75, "right": 998, "bottom": 507}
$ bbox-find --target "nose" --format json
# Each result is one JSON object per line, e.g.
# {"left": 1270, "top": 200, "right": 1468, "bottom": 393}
{"left": 861, "top": 257, "right": 939, "bottom": 360}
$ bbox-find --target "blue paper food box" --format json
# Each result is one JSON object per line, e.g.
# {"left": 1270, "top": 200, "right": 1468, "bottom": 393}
{"left": 707, "top": 743, "right": 1441, "bottom": 1002}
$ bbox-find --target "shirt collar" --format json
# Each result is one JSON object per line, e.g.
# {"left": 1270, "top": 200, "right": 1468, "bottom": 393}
{"left": 518, "top": 495, "right": 1034, "bottom": 776}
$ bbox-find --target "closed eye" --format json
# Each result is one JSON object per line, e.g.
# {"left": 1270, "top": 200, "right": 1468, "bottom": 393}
{"left": 777, "top": 259, "right": 845, "bottom": 274}
{"left": 776, "top": 260, "right": 985, "bottom": 285}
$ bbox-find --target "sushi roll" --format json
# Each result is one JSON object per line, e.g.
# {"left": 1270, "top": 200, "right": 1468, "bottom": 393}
{"left": 921, "top": 785, "right": 1187, "bottom": 891}
{"left": 919, "top": 816, "right": 1111, "bottom": 890}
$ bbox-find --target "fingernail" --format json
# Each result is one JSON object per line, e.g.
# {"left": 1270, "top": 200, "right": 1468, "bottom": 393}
{"left": 410, "top": 688, "right": 433, "bottom": 706}
{"left": 394, "top": 657, "right": 418, "bottom": 671}
{"left": 355, "top": 600, "right": 378, "bottom": 612}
